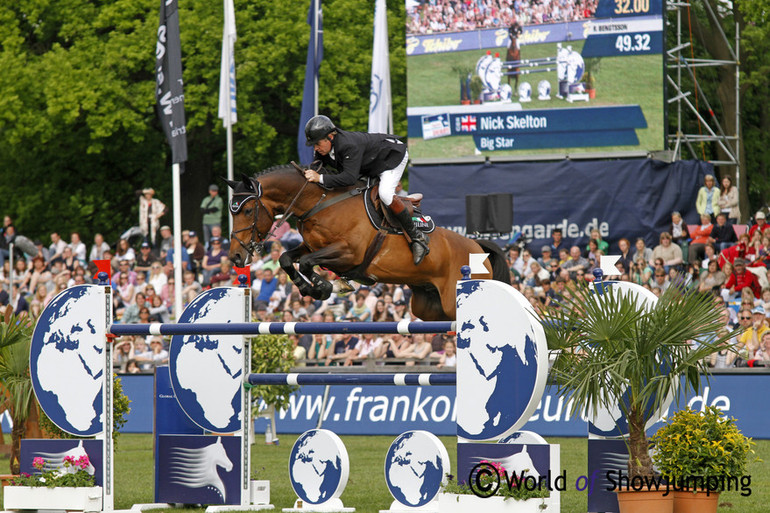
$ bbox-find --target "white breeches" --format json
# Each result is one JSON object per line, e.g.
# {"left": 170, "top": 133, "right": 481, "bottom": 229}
{"left": 378, "top": 151, "right": 409, "bottom": 206}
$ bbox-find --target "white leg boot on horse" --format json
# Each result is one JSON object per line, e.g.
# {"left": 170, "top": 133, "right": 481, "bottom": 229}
{"left": 389, "top": 196, "right": 429, "bottom": 266}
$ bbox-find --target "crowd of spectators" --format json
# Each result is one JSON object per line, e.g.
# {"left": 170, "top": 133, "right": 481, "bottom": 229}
{"left": 0, "top": 174, "right": 765, "bottom": 372}
{"left": 407, "top": 0, "right": 597, "bottom": 36}
{"left": 0, "top": 212, "right": 457, "bottom": 374}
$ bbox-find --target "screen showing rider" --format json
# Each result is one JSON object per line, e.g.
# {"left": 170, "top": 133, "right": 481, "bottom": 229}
{"left": 302, "top": 115, "right": 429, "bottom": 266}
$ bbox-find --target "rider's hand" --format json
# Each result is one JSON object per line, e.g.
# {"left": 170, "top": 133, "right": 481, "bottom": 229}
{"left": 304, "top": 169, "right": 321, "bottom": 183}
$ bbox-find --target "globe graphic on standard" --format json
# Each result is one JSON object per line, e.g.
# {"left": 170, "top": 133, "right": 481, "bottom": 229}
{"left": 31, "top": 286, "right": 104, "bottom": 436}
{"left": 170, "top": 288, "right": 243, "bottom": 433}
{"left": 289, "top": 430, "right": 345, "bottom": 504}
{"left": 385, "top": 432, "right": 445, "bottom": 507}
{"left": 456, "top": 281, "right": 541, "bottom": 440}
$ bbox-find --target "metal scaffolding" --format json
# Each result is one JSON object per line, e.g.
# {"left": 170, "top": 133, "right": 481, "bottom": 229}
{"left": 667, "top": 0, "right": 740, "bottom": 183}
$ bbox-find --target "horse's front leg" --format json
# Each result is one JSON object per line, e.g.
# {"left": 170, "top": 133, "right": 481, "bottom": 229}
{"left": 279, "top": 245, "right": 314, "bottom": 297}
{"left": 297, "top": 243, "right": 354, "bottom": 301}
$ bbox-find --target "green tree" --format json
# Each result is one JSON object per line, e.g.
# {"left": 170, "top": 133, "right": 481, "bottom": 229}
{"left": 0, "top": 0, "right": 405, "bottom": 246}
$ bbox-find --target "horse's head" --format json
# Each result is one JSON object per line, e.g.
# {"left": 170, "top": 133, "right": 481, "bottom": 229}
{"left": 224, "top": 174, "right": 274, "bottom": 267}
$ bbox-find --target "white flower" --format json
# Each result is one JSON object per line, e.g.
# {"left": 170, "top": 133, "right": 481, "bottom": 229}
{"left": 39, "top": 477, "right": 46, "bottom": 483}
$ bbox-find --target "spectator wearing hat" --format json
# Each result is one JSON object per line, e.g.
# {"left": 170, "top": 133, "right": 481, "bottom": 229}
{"left": 737, "top": 305, "right": 768, "bottom": 360}
{"left": 158, "top": 225, "right": 174, "bottom": 257}
{"left": 206, "top": 225, "right": 230, "bottom": 252}
{"left": 695, "top": 174, "right": 720, "bottom": 221}
{"left": 134, "top": 241, "right": 157, "bottom": 278}
{"left": 138, "top": 188, "right": 166, "bottom": 245}
{"left": 200, "top": 184, "right": 224, "bottom": 246}
{"left": 393, "top": 299, "right": 411, "bottom": 322}
{"left": 722, "top": 258, "right": 761, "bottom": 301}
{"left": 749, "top": 211, "right": 770, "bottom": 240}
{"left": 185, "top": 231, "right": 205, "bottom": 275}
{"left": 537, "top": 245, "right": 553, "bottom": 267}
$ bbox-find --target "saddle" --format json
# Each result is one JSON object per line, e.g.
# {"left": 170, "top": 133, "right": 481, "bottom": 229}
{"left": 363, "top": 183, "right": 436, "bottom": 235}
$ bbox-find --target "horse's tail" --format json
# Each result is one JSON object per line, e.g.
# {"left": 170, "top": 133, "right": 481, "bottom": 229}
{"left": 476, "top": 239, "right": 511, "bottom": 285}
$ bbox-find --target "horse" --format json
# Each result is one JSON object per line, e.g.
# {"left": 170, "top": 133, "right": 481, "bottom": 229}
{"left": 507, "top": 34, "right": 521, "bottom": 89}
{"left": 225, "top": 165, "right": 510, "bottom": 321}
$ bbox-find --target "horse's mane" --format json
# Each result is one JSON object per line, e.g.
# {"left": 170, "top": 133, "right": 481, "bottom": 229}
{"left": 252, "top": 164, "right": 297, "bottom": 180}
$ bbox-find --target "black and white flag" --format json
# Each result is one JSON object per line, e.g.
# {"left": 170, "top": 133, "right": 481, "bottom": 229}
{"left": 155, "top": 0, "right": 188, "bottom": 163}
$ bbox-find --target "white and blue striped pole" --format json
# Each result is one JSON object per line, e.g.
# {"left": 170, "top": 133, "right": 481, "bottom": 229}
{"left": 110, "top": 320, "right": 455, "bottom": 336}
{"left": 246, "top": 373, "right": 456, "bottom": 387}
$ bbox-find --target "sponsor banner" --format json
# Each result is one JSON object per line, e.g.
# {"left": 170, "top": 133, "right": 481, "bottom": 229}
{"left": 252, "top": 374, "right": 770, "bottom": 438}
{"left": 117, "top": 373, "right": 770, "bottom": 439}
{"left": 406, "top": 22, "right": 588, "bottom": 56}
{"left": 408, "top": 159, "right": 710, "bottom": 251}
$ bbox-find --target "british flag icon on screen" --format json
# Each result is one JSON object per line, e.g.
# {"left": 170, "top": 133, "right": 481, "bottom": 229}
{"left": 458, "top": 115, "right": 477, "bottom": 132}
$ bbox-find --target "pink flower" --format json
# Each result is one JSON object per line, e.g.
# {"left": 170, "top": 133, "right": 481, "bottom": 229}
{"left": 32, "top": 457, "right": 46, "bottom": 470}
{"left": 64, "top": 455, "right": 76, "bottom": 465}
{"left": 76, "top": 455, "right": 90, "bottom": 469}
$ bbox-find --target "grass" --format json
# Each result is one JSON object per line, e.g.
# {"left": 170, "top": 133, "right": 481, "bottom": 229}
{"left": 406, "top": 41, "right": 665, "bottom": 158}
{"left": 3, "top": 433, "right": 762, "bottom": 512}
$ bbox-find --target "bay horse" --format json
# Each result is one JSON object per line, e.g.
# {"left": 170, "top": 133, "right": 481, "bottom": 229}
{"left": 225, "top": 166, "right": 510, "bottom": 321}
{"left": 507, "top": 34, "right": 521, "bottom": 89}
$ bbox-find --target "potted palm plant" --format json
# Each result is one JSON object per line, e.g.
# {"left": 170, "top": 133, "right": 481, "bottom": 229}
{"left": 0, "top": 307, "right": 36, "bottom": 474}
{"left": 540, "top": 280, "right": 735, "bottom": 512}
{"left": 651, "top": 406, "right": 754, "bottom": 513}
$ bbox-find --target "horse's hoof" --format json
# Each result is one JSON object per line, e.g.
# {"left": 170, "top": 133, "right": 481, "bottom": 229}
{"left": 314, "top": 280, "right": 333, "bottom": 300}
{"left": 298, "top": 284, "right": 312, "bottom": 297}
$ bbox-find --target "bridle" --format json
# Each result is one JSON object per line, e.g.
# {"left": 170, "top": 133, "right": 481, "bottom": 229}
{"left": 229, "top": 175, "right": 313, "bottom": 265}
{"left": 229, "top": 179, "right": 270, "bottom": 263}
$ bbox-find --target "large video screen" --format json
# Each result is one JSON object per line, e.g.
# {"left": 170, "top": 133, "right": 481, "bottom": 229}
{"left": 405, "top": 0, "right": 665, "bottom": 159}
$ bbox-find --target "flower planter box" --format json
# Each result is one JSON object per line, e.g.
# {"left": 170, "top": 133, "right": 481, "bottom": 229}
{"left": 437, "top": 493, "right": 548, "bottom": 513}
{"left": 3, "top": 485, "right": 102, "bottom": 512}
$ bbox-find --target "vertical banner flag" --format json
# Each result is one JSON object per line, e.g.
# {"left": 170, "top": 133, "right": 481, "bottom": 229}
{"left": 156, "top": 0, "right": 188, "bottom": 163}
{"left": 297, "top": 0, "right": 323, "bottom": 165}
{"left": 368, "top": 0, "right": 391, "bottom": 134}
{"left": 218, "top": 0, "right": 237, "bottom": 126}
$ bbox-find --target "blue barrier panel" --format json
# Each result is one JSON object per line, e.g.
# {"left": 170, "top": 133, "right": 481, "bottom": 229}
{"left": 119, "top": 373, "right": 770, "bottom": 439}
{"left": 119, "top": 374, "right": 154, "bottom": 433}
{"left": 111, "top": 320, "right": 455, "bottom": 336}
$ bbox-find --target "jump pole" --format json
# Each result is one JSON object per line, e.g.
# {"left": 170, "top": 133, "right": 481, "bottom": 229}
{"left": 110, "top": 320, "right": 455, "bottom": 337}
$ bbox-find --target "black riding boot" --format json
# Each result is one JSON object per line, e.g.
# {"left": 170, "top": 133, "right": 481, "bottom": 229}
{"left": 393, "top": 208, "right": 430, "bottom": 266}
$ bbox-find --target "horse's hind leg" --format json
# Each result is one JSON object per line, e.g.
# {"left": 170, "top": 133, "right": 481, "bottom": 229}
{"left": 411, "top": 285, "right": 453, "bottom": 322}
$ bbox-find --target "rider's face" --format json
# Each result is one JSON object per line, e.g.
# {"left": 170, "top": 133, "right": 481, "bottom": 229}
{"left": 314, "top": 137, "right": 332, "bottom": 155}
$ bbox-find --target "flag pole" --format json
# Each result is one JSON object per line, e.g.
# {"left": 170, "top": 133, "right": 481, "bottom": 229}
{"left": 313, "top": 0, "right": 319, "bottom": 117}
{"left": 173, "top": 163, "right": 183, "bottom": 320}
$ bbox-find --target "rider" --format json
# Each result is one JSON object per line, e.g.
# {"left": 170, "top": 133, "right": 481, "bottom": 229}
{"left": 509, "top": 17, "right": 522, "bottom": 48}
{"left": 302, "top": 115, "right": 430, "bottom": 266}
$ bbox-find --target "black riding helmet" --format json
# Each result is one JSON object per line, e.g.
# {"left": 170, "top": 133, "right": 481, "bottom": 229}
{"left": 305, "top": 115, "right": 336, "bottom": 146}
